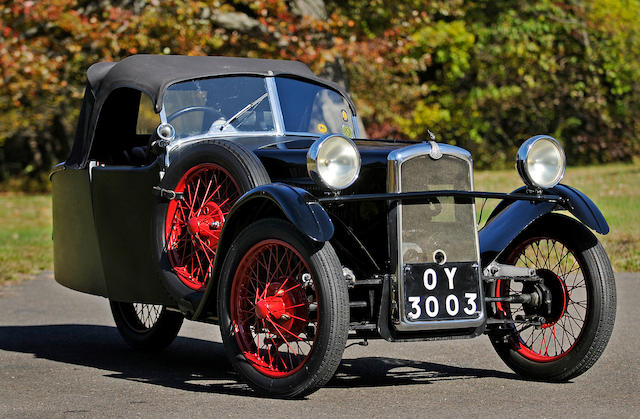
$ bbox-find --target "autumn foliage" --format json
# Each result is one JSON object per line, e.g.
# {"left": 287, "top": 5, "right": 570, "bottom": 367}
{"left": 1, "top": 0, "right": 639, "bottom": 189}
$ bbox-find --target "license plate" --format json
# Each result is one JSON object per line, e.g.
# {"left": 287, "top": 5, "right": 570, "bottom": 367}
{"left": 402, "top": 262, "right": 481, "bottom": 322}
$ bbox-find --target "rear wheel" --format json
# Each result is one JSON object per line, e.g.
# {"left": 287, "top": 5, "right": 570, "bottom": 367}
{"left": 490, "top": 214, "right": 616, "bottom": 381}
{"left": 218, "top": 218, "right": 349, "bottom": 398}
{"left": 155, "top": 140, "right": 270, "bottom": 301}
{"left": 165, "top": 162, "right": 241, "bottom": 290}
{"left": 110, "top": 301, "right": 184, "bottom": 350}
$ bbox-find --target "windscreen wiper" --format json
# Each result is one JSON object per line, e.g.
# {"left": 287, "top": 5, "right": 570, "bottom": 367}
{"left": 220, "top": 92, "right": 269, "bottom": 131}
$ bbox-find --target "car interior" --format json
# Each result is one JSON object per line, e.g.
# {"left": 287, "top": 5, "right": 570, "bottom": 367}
{"left": 89, "top": 87, "right": 159, "bottom": 166}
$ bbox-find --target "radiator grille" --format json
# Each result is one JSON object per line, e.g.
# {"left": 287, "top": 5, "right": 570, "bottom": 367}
{"left": 399, "top": 154, "right": 478, "bottom": 264}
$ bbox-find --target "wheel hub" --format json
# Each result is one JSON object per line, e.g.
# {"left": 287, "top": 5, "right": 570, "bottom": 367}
{"left": 523, "top": 269, "right": 570, "bottom": 328}
{"left": 186, "top": 202, "right": 224, "bottom": 244}
{"left": 256, "top": 282, "right": 308, "bottom": 338}
{"left": 533, "top": 269, "right": 568, "bottom": 328}
{"left": 255, "top": 295, "right": 287, "bottom": 320}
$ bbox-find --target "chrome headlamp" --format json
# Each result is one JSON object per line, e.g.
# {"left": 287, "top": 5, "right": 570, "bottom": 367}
{"left": 307, "top": 134, "right": 361, "bottom": 190}
{"left": 517, "top": 135, "right": 566, "bottom": 189}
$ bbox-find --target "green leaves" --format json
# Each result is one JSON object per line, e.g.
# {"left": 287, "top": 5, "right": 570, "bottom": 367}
{"left": 1, "top": 0, "right": 639, "bottom": 187}
{"left": 382, "top": 0, "right": 640, "bottom": 166}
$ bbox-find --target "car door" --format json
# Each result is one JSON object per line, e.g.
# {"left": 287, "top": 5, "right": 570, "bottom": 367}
{"left": 51, "top": 164, "right": 107, "bottom": 296}
{"left": 88, "top": 89, "right": 173, "bottom": 304}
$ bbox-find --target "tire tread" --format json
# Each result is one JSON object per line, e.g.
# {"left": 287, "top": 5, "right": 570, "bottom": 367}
{"left": 491, "top": 213, "right": 616, "bottom": 382}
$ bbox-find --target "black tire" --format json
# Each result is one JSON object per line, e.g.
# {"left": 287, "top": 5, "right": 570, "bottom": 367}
{"left": 110, "top": 301, "right": 184, "bottom": 350}
{"left": 153, "top": 140, "right": 270, "bottom": 301}
{"left": 218, "top": 218, "right": 349, "bottom": 398}
{"left": 489, "top": 213, "right": 616, "bottom": 381}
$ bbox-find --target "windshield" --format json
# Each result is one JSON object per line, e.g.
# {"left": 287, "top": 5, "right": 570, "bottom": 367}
{"left": 163, "top": 76, "right": 275, "bottom": 139}
{"left": 275, "top": 77, "right": 355, "bottom": 138}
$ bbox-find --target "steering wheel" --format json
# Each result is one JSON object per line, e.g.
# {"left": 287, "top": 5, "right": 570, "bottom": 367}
{"left": 166, "top": 106, "right": 224, "bottom": 123}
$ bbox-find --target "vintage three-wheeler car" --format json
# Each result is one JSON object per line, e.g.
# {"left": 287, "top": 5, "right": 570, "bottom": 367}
{"left": 51, "top": 55, "right": 616, "bottom": 397}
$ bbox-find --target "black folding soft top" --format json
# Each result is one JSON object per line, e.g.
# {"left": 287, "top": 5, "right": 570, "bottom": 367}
{"left": 67, "top": 54, "right": 355, "bottom": 168}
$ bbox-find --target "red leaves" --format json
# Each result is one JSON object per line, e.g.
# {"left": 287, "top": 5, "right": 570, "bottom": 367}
{"left": 1, "top": 0, "right": 639, "bottom": 181}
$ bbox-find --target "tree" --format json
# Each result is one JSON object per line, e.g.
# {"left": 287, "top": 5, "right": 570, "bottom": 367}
{"left": 1, "top": 0, "right": 639, "bottom": 190}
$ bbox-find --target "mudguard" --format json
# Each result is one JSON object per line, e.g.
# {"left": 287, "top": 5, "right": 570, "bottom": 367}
{"left": 191, "top": 183, "right": 334, "bottom": 320}
{"left": 479, "top": 184, "right": 609, "bottom": 267}
{"left": 226, "top": 183, "right": 334, "bottom": 242}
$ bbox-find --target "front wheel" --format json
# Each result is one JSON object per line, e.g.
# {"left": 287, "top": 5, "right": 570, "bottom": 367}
{"left": 490, "top": 214, "right": 616, "bottom": 381}
{"left": 110, "top": 301, "right": 184, "bottom": 350}
{"left": 218, "top": 218, "right": 349, "bottom": 398}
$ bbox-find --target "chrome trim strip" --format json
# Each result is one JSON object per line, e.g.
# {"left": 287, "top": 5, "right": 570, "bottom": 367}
{"left": 265, "top": 76, "right": 285, "bottom": 136}
{"left": 387, "top": 142, "right": 485, "bottom": 331}
{"left": 159, "top": 103, "right": 167, "bottom": 124}
{"left": 88, "top": 160, "right": 98, "bottom": 182}
{"left": 353, "top": 115, "right": 361, "bottom": 138}
{"left": 165, "top": 131, "right": 279, "bottom": 167}
{"left": 284, "top": 131, "right": 322, "bottom": 138}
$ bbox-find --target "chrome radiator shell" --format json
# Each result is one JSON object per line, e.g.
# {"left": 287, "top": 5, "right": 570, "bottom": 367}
{"left": 387, "top": 143, "right": 485, "bottom": 331}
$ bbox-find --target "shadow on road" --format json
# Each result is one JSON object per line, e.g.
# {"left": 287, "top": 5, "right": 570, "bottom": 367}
{"left": 331, "top": 356, "right": 517, "bottom": 388}
{"left": 0, "top": 324, "right": 517, "bottom": 397}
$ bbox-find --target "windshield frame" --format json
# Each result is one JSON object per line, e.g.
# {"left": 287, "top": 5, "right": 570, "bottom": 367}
{"left": 160, "top": 75, "right": 359, "bottom": 146}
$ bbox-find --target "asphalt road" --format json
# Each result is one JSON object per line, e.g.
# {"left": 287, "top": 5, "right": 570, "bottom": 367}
{"left": 1, "top": 272, "right": 638, "bottom": 418}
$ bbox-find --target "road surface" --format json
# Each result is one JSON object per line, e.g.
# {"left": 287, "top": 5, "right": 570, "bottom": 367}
{"left": 1, "top": 272, "right": 638, "bottom": 417}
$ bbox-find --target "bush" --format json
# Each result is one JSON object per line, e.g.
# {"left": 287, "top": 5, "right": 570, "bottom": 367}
{"left": 1, "top": 0, "right": 639, "bottom": 186}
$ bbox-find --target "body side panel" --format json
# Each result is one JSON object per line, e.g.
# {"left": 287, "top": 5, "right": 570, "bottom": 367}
{"left": 51, "top": 168, "right": 107, "bottom": 296}
{"left": 91, "top": 163, "right": 173, "bottom": 304}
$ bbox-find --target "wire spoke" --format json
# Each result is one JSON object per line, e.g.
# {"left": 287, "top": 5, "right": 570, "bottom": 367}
{"left": 165, "top": 164, "right": 241, "bottom": 290}
{"left": 498, "top": 235, "right": 589, "bottom": 360}
{"left": 230, "top": 239, "right": 318, "bottom": 377}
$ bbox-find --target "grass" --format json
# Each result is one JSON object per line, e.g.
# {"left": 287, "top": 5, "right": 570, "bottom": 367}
{"left": 0, "top": 194, "right": 53, "bottom": 283}
{"left": 0, "top": 162, "right": 637, "bottom": 284}
{"left": 475, "top": 162, "right": 640, "bottom": 272}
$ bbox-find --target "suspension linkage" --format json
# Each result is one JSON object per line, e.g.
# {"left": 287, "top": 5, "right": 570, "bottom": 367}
{"left": 482, "top": 262, "right": 539, "bottom": 283}
{"left": 485, "top": 294, "right": 537, "bottom": 304}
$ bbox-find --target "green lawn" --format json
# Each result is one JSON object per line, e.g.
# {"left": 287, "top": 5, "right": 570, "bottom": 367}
{"left": 0, "top": 194, "right": 52, "bottom": 283}
{"left": 0, "top": 162, "right": 638, "bottom": 283}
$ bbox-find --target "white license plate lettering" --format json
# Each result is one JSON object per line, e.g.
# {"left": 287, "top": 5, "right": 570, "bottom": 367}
{"left": 425, "top": 296, "right": 439, "bottom": 317}
{"left": 446, "top": 294, "right": 460, "bottom": 316}
{"left": 444, "top": 267, "right": 457, "bottom": 289}
{"left": 423, "top": 268, "right": 437, "bottom": 291}
{"left": 404, "top": 263, "right": 480, "bottom": 321}
{"left": 407, "top": 296, "right": 421, "bottom": 319}
{"left": 406, "top": 293, "right": 477, "bottom": 318}
{"left": 464, "top": 292, "right": 477, "bottom": 315}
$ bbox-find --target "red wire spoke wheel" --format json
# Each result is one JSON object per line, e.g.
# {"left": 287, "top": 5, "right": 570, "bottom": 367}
{"left": 490, "top": 214, "right": 616, "bottom": 382}
{"left": 218, "top": 218, "right": 349, "bottom": 398}
{"left": 231, "top": 239, "right": 319, "bottom": 377}
{"left": 496, "top": 237, "right": 586, "bottom": 361}
{"left": 165, "top": 163, "right": 240, "bottom": 290}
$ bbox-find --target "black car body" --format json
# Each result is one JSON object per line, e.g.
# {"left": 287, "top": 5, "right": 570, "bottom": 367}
{"left": 51, "top": 55, "right": 616, "bottom": 397}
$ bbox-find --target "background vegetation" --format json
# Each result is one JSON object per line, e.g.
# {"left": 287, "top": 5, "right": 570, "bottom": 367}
{"left": 1, "top": 0, "right": 640, "bottom": 188}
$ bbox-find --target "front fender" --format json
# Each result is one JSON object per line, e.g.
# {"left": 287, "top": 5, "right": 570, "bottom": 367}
{"left": 551, "top": 184, "right": 609, "bottom": 234}
{"left": 479, "top": 184, "right": 609, "bottom": 266}
{"left": 191, "top": 183, "right": 333, "bottom": 320}
{"left": 228, "top": 183, "right": 334, "bottom": 242}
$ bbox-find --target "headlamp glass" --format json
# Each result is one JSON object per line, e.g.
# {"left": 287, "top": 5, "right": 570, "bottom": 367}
{"left": 307, "top": 135, "right": 361, "bottom": 190}
{"left": 517, "top": 136, "right": 566, "bottom": 189}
